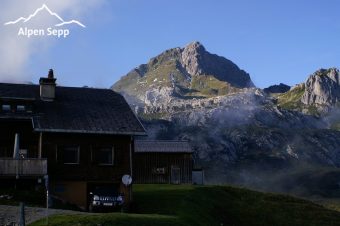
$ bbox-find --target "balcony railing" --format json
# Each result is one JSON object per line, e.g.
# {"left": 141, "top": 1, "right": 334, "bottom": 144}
{"left": 0, "top": 158, "right": 47, "bottom": 176}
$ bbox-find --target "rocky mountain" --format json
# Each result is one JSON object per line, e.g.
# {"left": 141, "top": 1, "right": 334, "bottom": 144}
{"left": 138, "top": 85, "right": 340, "bottom": 195}
{"left": 112, "top": 43, "right": 340, "bottom": 198}
{"left": 278, "top": 68, "right": 340, "bottom": 115}
{"left": 302, "top": 68, "right": 340, "bottom": 106}
{"left": 264, "top": 83, "right": 290, "bottom": 94}
{"left": 113, "top": 41, "right": 253, "bottom": 105}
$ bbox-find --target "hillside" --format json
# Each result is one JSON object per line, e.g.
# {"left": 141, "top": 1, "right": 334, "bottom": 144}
{"left": 30, "top": 184, "right": 340, "bottom": 226}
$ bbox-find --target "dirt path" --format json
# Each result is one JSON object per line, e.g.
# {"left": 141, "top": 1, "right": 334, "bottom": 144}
{"left": 0, "top": 205, "right": 88, "bottom": 225}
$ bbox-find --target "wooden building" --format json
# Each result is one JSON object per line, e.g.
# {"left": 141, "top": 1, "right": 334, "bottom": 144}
{"left": 133, "top": 140, "right": 193, "bottom": 184}
{"left": 0, "top": 69, "right": 146, "bottom": 209}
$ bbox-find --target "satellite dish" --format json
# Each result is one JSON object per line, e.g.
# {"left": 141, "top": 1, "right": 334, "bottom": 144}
{"left": 122, "top": 174, "right": 132, "bottom": 186}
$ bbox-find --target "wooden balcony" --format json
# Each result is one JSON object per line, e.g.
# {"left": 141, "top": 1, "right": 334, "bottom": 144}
{"left": 0, "top": 158, "right": 47, "bottom": 177}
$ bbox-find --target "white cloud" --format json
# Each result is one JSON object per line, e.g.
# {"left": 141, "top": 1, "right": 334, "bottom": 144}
{"left": 0, "top": 0, "right": 106, "bottom": 83}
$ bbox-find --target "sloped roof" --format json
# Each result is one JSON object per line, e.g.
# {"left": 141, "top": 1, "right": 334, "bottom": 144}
{"left": 0, "top": 83, "right": 146, "bottom": 135}
{"left": 135, "top": 140, "right": 193, "bottom": 153}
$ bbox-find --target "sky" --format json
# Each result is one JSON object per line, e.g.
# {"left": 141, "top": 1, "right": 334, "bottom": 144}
{"left": 0, "top": 0, "right": 339, "bottom": 88}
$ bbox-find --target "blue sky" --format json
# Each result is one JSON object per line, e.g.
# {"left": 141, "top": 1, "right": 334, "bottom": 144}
{"left": 1, "top": 0, "right": 340, "bottom": 88}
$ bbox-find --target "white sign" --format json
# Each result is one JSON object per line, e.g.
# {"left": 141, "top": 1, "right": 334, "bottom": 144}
{"left": 122, "top": 175, "right": 132, "bottom": 186}
{"left": 4, "top": 4, "right": 86, "bottom": 38}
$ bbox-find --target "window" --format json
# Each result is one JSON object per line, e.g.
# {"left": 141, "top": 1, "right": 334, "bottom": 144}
{"left": 59, "top": 146, "right": 79, "bottom": 164}
{"left": 93, "top": 146, "right": 114, "bottom": 165}
{"left": 26, "top": 105, "right": 33, "bottom": 113}
{"left": 16, "top": 105, "right": 26, "bottom": 112}
{"left": 2, "top": 104, "right": 10, "bottom": 111}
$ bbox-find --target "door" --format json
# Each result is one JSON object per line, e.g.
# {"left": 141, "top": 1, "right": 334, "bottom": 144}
{"left": 171, "top": 166, "right": 181, "bottom": 184}
{"left": 192, "top": 170, "right": 204, "bottom": 185}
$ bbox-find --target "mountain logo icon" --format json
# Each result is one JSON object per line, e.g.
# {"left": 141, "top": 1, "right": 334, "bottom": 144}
{"left": 4, "top": 4, "right": 86, "bottom": 28}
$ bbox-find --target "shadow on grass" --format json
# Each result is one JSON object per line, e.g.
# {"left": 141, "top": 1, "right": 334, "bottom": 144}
{"left": 30, "top": 184, "right": 340, "bottom": 226}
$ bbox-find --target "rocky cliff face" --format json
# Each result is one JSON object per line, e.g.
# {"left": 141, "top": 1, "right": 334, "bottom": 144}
{"left": 141, "top": 90, "right": 340, "bottom": 190}
{"left": 131, "top": 81, "right": 340, "bottom": 186}
{"left": 302, "top": 68, "right": 340, "bottom": 106}
{"left": 142, "top": 88, "right": 333, "bottom": 166}
{"left": 277, "top": 68, "right": 340, "bottom": 115}
{"left": 180, "top": 42, "right": 254, "bottom": 88}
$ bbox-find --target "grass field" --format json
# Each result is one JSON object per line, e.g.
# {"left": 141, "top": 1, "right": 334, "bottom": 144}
{"left": 30, "top": 184, "right": 340, "bottom": 226}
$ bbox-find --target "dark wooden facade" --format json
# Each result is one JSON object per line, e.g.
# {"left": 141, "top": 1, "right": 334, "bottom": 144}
{"left": 44, "top": 133, "right": 133, "bottom": 209}
{"left": 0, "top": 72, "right": 146, "bottom": 209}
{"left": 133, "top": 141, "right": 193, "bottom": 184}
{"left": 43, "top": 133, "right": 132, "bottom": 182}
{"left": 0, "top": 119, "right": 135, "bottom": 209}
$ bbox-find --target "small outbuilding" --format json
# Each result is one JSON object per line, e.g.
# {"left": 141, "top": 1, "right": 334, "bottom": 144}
{"left": 133, "top": 140, "right": 193, "bottom": 184}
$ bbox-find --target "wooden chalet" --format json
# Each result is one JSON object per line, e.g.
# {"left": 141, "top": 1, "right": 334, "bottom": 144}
{"left": 0, "top": 69, "right": 146, "bottom": 209}
{"left": 133, "top": 140, "right": 193, "bottom": 184}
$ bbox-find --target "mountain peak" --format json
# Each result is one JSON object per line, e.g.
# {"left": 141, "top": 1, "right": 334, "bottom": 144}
{"left": 180, "top": 42, "right": 253, "bottom": 88}
{"left": 313, "top": 68, "right": 339, "bottom": 78}
{"left": 264, "top": 83, "right": 291, "bottom": 94}
{"left": 301, "top": 67, "right": 340, "bottom": 106}
{"left": 184, "top": 41, "right": 206, "bottom": 52}
{"left": 113, "top": 42, "right": 254, "bottom": 101}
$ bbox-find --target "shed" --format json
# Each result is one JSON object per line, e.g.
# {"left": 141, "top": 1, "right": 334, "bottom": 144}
{"left": 133, "top": 140, "right": 193, "bottom": 184}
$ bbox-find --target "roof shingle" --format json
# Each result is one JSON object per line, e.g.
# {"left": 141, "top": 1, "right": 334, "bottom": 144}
{"left": 135, "top": 140, "right": 193, "bottom": 153}
{"left": 0, "top": 83, "right": 146, "bottom": 135}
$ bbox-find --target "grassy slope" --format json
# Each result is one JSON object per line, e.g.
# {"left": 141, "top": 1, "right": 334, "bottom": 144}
{"left": 30, "top": 184, "right": 340, "bottom": 226}
{"left": 190, "top": 75, "right": 239, "bottom": 97}
{"left": 277, "top": 84, "right": 305, "bottom": 110}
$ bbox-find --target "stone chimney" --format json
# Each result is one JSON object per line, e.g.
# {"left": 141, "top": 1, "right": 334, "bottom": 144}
{"left": 39, "top": 69, "right": 57, "bottom": 101}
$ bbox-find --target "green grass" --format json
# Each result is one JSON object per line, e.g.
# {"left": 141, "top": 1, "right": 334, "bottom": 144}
{"left": 30, "top": 213, "right": 183, "bottom": 226}
{"left": 330, "top": 123, "right": 340, "bottom": 131}
{"left": 276, "top": 84, "right": 323, "bottom": 116}
{"left": 190, "top": 75, "right": 238, "bottom": 97}
{"left": 29, "top": 184, "right": 340, "bottom": 226}
{"left": 277, "top": 84, "right": 305, "bottom": 110}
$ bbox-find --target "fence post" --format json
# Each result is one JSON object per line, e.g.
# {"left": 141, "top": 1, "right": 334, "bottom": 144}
{"left": 44, "top": 175, "right": 49, "bottom": 225}
{"left": 19, "top": 202, "right": 25, "bottom": 226}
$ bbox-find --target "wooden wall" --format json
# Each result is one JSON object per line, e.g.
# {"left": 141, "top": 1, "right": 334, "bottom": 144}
{"left": 42, "top": 133, "right": 132, "bottom": 182}
{"left": 42, "top": 132, "right": 133, "bottom": 208}
{"left": 133, "top": 153, "right": 193, "bottom": 184}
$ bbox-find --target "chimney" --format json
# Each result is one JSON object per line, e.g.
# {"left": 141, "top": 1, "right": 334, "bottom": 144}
{"left": 39, "top": 69, "right": 57, "bottom": 101}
